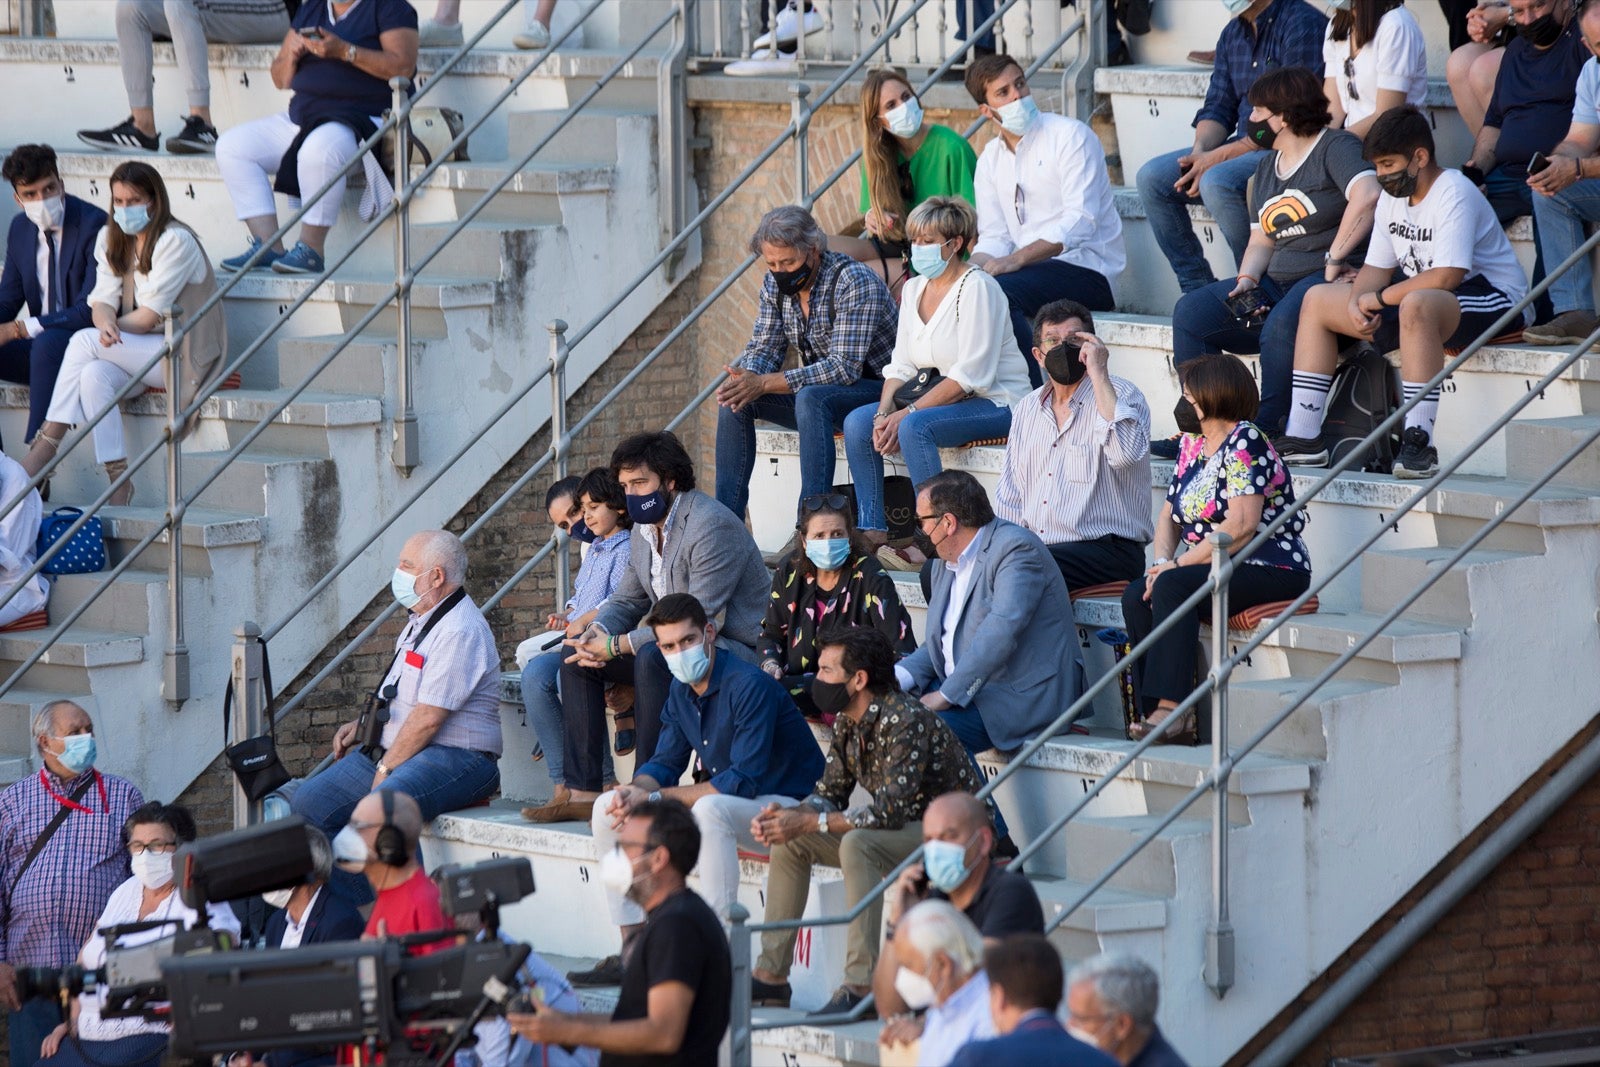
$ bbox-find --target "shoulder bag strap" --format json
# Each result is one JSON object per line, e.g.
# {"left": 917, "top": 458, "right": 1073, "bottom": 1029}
{"left": 15, "top": 775, "right": 97, "bottom": 886}
{"left": 224, "top": 635, "right": 280, "bottom": 744}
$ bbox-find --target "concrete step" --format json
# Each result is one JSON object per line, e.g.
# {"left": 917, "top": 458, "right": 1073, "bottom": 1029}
{"left": 182, "top": 450, "right": 336, "bottom": 515}
{"left": 507, "top": 106, "right": 655, "bottom": 164}
{"left": 96, "top": 504, "right": 265, "bottom": 576}
{"left": 1064, "top": 813, "right": 1214, "bottom": 897}
{"left": 1033, "top": 876, "right": 1170, "bottom": 964}
{"left": 1505, "top": 414, "right": 1600, "bottom": 490}
{"left": 275, "top": 335, "right": 394, "bottom": 396}
{"left": 1359, "top": 545, "right": 1536, "bottom": 626}
{"left": 0, "top": 624, "right": 144, "bottom": 672}
{"left": 47, "top": 569, "right": 169, "bottom": 632}
{"left": 1227, "top": 676, "right": 1392, "bottom": 761}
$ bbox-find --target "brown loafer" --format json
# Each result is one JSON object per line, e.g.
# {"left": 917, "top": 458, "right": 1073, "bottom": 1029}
{"left": 521, "top": 785, "right": 596, "bottom": 824}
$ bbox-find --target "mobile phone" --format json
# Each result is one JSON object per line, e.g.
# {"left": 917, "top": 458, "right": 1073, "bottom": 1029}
{"left": 301, "top": 27, "right": 323, "bottom": 39}
{"left": 1225, "top": 288, "right": 1272, "bottom": 321}
{"left": 1527, "top": 151, "right": 1551, "bottom": 176}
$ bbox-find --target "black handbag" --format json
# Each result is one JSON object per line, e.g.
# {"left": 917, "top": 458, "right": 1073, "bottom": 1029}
{"left": 892, "top": 367, "right": 944, "bottom": 411}
{"left": 223, "top": 637, "right": 291, "bottom": 802}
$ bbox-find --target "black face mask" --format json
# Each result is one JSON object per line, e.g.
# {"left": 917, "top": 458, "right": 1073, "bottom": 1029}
{"left": 1043, "top": 341, "right": 1086, "bottom": 386}
{"left": 1376, "top": 164, "right": 1420, "bottom": 200}
{"left": 1174, "top": 397, "right": 1203, "bottom": 435}
{"left": 1517, "top": 11, "right": 1564, "bottom": 47}
{"left": 771, "top": 258, "right": 815, "bottom": 297}
{"left": 810, "top": 678, "right": 852, "bottom": 718}
{"left": 1244, "top": 115, "right": 1278, "bottom": 150}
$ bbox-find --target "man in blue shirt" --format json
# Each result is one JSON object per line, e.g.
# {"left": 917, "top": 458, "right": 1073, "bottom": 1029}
{"left": 947, "top": 936, "right": 1116, "bottom": 1067}
{"left": 574, "top": 593, "right": 824, "bottom": 987}
{"left": 1066, "top": 953, "right": 1190, "bottom": 1067}
{"left": 1135, "top": 0, "right": 1326, "bottom": 294}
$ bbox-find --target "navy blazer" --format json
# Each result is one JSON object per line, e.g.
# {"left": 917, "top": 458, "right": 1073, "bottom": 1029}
{"left": 261, "top": 888, "right": 366, "bottom": 1067}
{"left": 0, "top": 194, "right": 105, "bottom": 334}
{"left": 947, "top": 1014, "right": 1120, "bottom": 1067}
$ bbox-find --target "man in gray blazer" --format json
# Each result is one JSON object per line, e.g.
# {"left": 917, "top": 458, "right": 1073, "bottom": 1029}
{"left": 895, "top": 470, "right": 1085, "bottom": 841}
{"left": 554, "top": 432, "right": 771, "bottom": 815}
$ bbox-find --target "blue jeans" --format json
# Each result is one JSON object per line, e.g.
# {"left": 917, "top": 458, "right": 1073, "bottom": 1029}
{"left": 1136, "top": 147, "right": 1261, "bottom": 293}
{"left": 1531, "top": 175, "right": 1600, "bottom": 315}
{"left": 955, "top": 0, "right": 997, "bottom": 50}
{"left": 0, "top": 326, "right": 74, "bottom": 445}
{"left": 289, "top": 744, "right": 500, "bottom": 905}
{"left": 522, "top": 649, "right": 612, "bottom": 788}
{"left": 936, "top": 708, "right": 1010, "bottom": 839}
{"left": 1483, "top": 164, "right": 1553, "bottom": 323}
{"left": 1171, "top": 272, "right": 1321, "bottom": 434}
{"left": 714, "top": 378, "right": 885, "bottom": 520}
{"left": 39, "top": 1033, "right": 168, "bottom": 1067}
{"left": 992, "top": 260, "right": 1115, "bottom": 388}
{"left": 10, "top": 996, "right": 63, "bottom": 1067}
{"left": 842, "top": 396, "right": 1013, "bottom": 531}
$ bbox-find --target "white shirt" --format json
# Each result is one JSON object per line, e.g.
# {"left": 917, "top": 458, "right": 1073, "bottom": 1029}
{"left": 382, "top": 592, "right": 504, "bottom": 755}
{"left": 1367, "top": 169, "right": 1529, "bottom": 311}
{"left": 972, "top": 110, "right": 1125, "bottom": 280}
{"left": 278, "top": 886, "right": 322, "bottom": 949}
{"left": 87, "top": 226, "right": 208, "bottom": 318}
{"left": 939, "top": 530, "right": 985, "bottom": 679}
{"left": 0, "top": 454, "right": 48, "bottom": 622}
{"left": 886, "top": 269, "right": 1033, "bottom": 410}
{"left": 918, "top": 970, "right": 996, "bottom": 1067}
{"left": 1324, "top": 6, "right": 1428, "bottom": 130}
{"left": 646, "top": 493, "right": 682, "bottom": 601}
{"left": 76, "top": 876, "right": 242, "bottom": 1042}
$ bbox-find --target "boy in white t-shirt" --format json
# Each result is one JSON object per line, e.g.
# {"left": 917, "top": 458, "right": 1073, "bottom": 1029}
{"left": 1276, "top": 106, "right": 1528, "bottom": 479}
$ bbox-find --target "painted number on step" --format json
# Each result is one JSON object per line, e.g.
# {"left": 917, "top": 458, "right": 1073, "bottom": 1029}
{"left": 781, "top": 1055, "right": 802, "bottom": 1067}
{"left": 89, "top": 179, "right": 101, "bottom": 198}
{"left": 278, "top": 305, "right": 290, "bottom": 317}
{"left": 1376, "top": 512, "right": 1401, "bottom": 534}
{"left": 981, "top": 762, "right": 1001, "bottom": 781}
{"left": 1147, "top": 98, "right": 1160, "bottom": 117}
{"left": 185, "top": 184, "right": 196, "bottom": 200}
{"left": 240, "top": 71, "right": 251, "bottom": 88}
{"left": 1441, "top": 377, "right": 1457, "bottom": 394}
{"left": 758, "top": 889, "right": 766, "bottom": 908}
{"left": 1525, "top": 380, "right": 1547, "bottom": 400}
{"left": 1081, "top": 778, "right": 1098, "bottom": 793}
{"left": 578, "top": 865, "right": 590, "bottom": 883}
{"left": 1203, "top": 226, "right": 1215, "bottom": 245}
{"left": 63, "top": 65, "right": 74, "bottom": 83}
{"left": 1229, "top": 643, "right": 1252, "bottom": 668}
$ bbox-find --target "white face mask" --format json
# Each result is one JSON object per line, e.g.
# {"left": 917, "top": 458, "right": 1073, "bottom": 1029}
{"left": 22, "top": 193, "right": 65, "bottom": 232}
{"left": 131, "top": 850, "right": 175, "bottom": 890}
{"left": 332, "top": 825, "right": 373, "bottom": 871}
{"left": 894, "top": 965, "right": 937, "bottom": 1010}
{"left": 599, "top": 847, "right": 637, "bottom": 895}
{"left": 884, "top": 96, "right": 923, "bottom": 139}
{"left": 262, "top": 887, "right": 295, "bottom": 910}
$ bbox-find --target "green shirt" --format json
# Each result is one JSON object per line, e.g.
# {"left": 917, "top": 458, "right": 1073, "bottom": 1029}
{"left": 858, "top": 122, "right": 979, "bottom": 217}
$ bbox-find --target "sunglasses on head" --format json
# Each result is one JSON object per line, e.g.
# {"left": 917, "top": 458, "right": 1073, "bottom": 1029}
{"left": 800, "top": 493, "right": 851, "bottom": 515}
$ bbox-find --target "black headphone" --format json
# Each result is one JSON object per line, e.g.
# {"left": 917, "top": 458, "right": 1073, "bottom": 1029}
{"left": 374, "top": 789, "right": 409, "bottom": 867}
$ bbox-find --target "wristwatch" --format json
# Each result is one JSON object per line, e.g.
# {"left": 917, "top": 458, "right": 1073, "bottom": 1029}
{"left": 817, "top": 810, "right": 829, "bottom": 834}
{"left": 647, "top": 790, "right": 663, "bottom": 804}
{"left": 376, "top": 761, "right": 390, "bottom": 776}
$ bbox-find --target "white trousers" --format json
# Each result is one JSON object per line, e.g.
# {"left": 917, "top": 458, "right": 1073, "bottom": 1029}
{"left": 46, "top": 329, "right": 168, "bottom": 464}
{"left": 591, "top": 789, "right": 801, "bottom": 926}
{"left": 215, "top": 112, "right": 374, "bottom": 229}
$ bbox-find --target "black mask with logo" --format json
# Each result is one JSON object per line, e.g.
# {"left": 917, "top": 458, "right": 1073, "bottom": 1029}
{"left": 1376, "top": 164, "right": 1420, "bottom": 200}
{"left": 1244, "top": 115, "right": 1278, "bottom": 150}
{"left": 771, "top": 257, "right": 815, "bottom": 296}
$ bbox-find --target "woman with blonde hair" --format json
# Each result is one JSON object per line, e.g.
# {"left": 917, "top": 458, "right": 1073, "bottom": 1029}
{"left": 842, "top": 196, "right": 1030, "bottom": 559}
{"left": 829, "top": 67, "right": 977, "bottom": 294}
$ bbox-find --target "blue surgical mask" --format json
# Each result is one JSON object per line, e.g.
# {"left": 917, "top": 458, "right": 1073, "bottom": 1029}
{"left": 910, "top": 241, "right": 952, "bottom": 279}
{"left": 390, "top": 567, "right": 421, "bottom": 609}
{"left": 1222, "top": 0, "right": 1253, "bottom": 13}
{"left": 114, "top": 203, "right": 151, "bottom": 235}
{"left": 923, "top": 835, "right": 976, "bottom": 893}
{"left": 884, "top": 96, "right": 923, "bottom": 139}
{"left": 626, "top": 488, "right": 670, "bottom": 526}
{"left": 805, "top": 537, "right": 851, "bottom": 571}
{"left": 665, "top": 638, "right": 711, "bottom": 685}
{"left": 54, "top": 733, "right": 96, "bottom": 775}
{"left": 996, "top": 95, "right": 1040, "bottom": 137}
{"left": 569, "top": 519, "right": 597, "bottom": 544}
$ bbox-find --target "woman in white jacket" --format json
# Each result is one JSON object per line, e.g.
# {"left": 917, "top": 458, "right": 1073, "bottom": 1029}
{"left": 842, "top": 196, "right": 1030, "bottom": 553}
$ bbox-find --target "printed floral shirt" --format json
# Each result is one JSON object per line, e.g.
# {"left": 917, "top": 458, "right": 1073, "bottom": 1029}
{"left": 1166, "top": 421, "right": 1310, "bottom": 572}
{"left": 758, "top": 551, "right": 916, "bottom": 678}
{"left": 807, "top": 689, "right": 982, "bottom": 831}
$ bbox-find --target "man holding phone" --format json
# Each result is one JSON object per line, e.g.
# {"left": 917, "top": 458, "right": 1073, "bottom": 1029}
{"left": 993, "top": 299, "right": 1153, "bottom": 593}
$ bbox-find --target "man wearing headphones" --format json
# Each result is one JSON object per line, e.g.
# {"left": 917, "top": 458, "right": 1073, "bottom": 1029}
{"left": 332, "top": 790, "right": 452, "bottom": 953}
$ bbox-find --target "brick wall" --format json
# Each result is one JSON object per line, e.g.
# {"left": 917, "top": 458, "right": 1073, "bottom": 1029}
{"left": 1233, "top": 715, "right": 1600, "bottom": 1066}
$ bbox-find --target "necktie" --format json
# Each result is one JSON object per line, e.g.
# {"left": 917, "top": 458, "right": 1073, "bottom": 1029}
{"left": 45, "top": 230, "right": 60, "bottom": 314}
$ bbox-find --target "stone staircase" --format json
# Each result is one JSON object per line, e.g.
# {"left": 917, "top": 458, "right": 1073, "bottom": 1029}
{"left": 0, "top": 8, "right": 696, "bottom": 805}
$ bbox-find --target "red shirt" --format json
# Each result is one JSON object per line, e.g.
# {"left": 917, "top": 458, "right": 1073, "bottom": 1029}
{"left": 364, "top": 868, "right": 454, "bottom": 955}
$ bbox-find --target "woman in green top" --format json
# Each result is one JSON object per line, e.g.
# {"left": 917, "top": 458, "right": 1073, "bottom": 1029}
{"left": 830, "top": 67, "right": 978, "bottom": 297}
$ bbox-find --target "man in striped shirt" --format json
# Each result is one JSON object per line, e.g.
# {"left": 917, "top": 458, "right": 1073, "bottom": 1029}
{"left": 993, "top": 300, "right": 1153, "bottom": 593}
{"left": 0, "top": 701, "right": 144, "bottom": 1067}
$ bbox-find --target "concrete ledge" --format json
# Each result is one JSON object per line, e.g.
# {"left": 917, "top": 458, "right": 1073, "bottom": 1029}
{"left": 0, "top": 627, "right": 143, "bottom": 668}
{"left": 1095, "top": 66, "right": 1455, "bottom": 110}
{"left": 103, "top": 506, "right": 265, "bottom": 548}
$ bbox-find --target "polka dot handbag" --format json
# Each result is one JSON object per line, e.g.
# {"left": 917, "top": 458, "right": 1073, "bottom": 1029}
{"left": 36, "top": 507, "right": 107, "bottom": 575}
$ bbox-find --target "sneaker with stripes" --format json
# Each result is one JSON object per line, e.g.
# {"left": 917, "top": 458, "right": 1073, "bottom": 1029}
{"left": 167, "top": 115, "right": 219, "bottom": 155}
{"left": 77, "top": 117, "right": 159, "bottom": 152}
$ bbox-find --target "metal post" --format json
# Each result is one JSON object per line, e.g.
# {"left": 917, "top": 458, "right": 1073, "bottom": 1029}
{"left": 548, "top": 320, "right": 571, "bottom": 611}
{"left": 791, "top": 81, "right": 811, "bottom": 205}
{"left": 391, "top": 76, "right": 420, "bottom": 475}
{"left": 727, "top": 902, "right": 753, "bottom": 1067}
{"left": 230, "top": 622, "right": 266, "bottom": 829}
{"left": 1205, "top": 530, "right": 1235, "bottom": 998}
{"left": 163, "top": 310, "right": 189, "bottom": 705}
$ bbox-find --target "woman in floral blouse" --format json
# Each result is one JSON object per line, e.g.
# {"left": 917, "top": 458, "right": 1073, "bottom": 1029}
{"left": 1120, "top": 354, "right": 1312, "bottom": 744}
{"left": 759, "top": 493, "right": 916, "bottom": 720}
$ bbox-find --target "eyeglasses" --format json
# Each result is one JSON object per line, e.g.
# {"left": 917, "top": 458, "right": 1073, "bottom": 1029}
{"left": 614, "top": 841, "right": 659, "bottom": 857}
{"left": 128, "top": 840, "right": 178, "bottom": 855}
{"left": 915, "top": 513, "right": 945, "bottom": 527}
{"left": 1343, "top": 55, "right": 1358, "bottom": 101}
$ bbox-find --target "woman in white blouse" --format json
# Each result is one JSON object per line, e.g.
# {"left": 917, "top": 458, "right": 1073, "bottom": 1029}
{"left": 1323, "top": 0, "right": 1429, "bottom": 139}
{"left": 21, "top": 162, "right": 213, "bottom": 505}
{"left": 37, "top": 802, "right": 241, "bottom": 1067}
{"left": 842, "top": 197, "right": 1031, "bottom": 556}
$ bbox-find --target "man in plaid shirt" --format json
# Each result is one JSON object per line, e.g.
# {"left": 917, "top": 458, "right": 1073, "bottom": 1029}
{"left": 714, "top": 205, "right": 897, "bottom": 521}
{"left": 0, "top": 701, "right": 143, "bottom": 1066}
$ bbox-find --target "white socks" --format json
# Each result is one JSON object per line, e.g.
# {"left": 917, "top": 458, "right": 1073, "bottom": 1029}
{"left": 1285, "top": 371, "right": 1334, "bottom": 439}
{"left": 1402, "top": 381, "right": 1441, "bottom": 437}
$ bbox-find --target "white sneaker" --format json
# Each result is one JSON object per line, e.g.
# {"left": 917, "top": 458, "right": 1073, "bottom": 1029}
{"left": 418, "top": 18, "right": 464, "bottom": 47}
{"left": 753, "top": 2, "right": 824, "bottom": 50}
{"left": 513, "top": 21, "right": 551, "bottom": 50}
{"left": 725, "top": 46, "right": 799, "bottom": 76}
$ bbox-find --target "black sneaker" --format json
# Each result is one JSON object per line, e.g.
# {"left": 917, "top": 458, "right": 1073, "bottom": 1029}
{"left": 1393, "top": 426, "right": 1438, "bottom": 480}
{"left": 1273, "top": 434, "right": 1330, "bottom": 467}
{"left": 78, "top": 117, "right": 159, "bottom": 152}
{"left": 751, "top": 975, "right": 792, "bottom": 1007}
{"left": 808, "top": 986, "right": 876, "bottom": 1020}
{"left": 168, "top": 115, "right": 219, "bottom": 155}
{"left": 567, "top": 954, "right": 624, "bottom": 987}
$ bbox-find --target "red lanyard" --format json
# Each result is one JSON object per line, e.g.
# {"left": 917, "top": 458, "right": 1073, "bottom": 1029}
{"left": 39, "top": 769, "right": 106, "bottom": 814}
